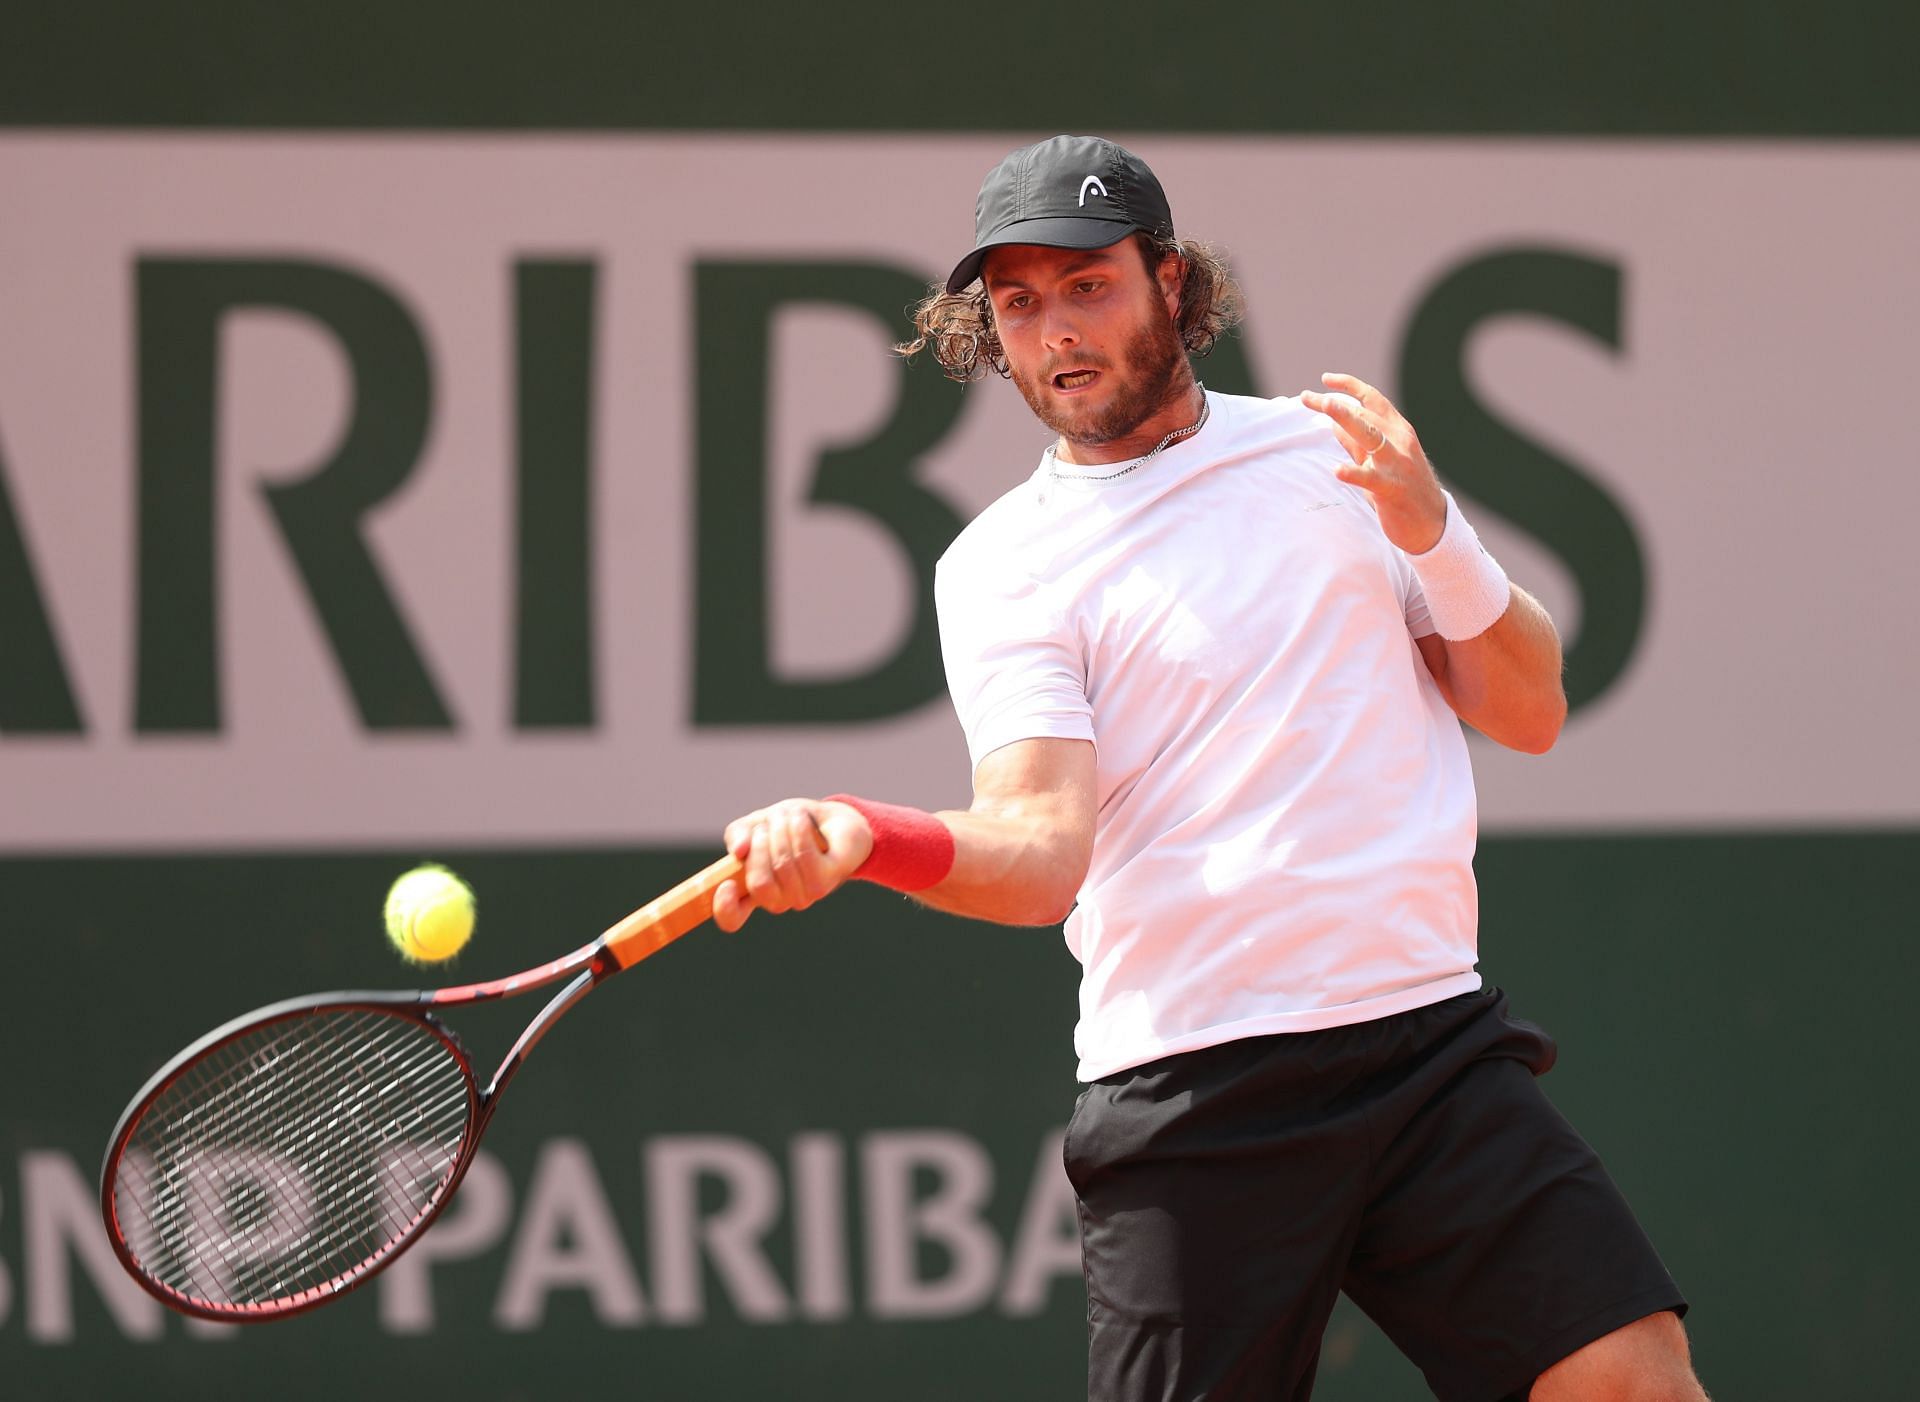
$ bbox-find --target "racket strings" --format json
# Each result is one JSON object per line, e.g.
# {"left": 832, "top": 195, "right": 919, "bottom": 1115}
{"left": 113, "top": 1008, "right": 473, "bottom": 1311}
{"left": 141, "top": 1013, "right": 468, "bottom": 1305}
{"left": 162, "top": 1031, "right": 462, "bottom": 1296}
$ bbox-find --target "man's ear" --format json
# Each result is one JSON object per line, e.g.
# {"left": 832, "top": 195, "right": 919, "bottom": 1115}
{"left": 1157, "top": 252, "right": 1185, "bottom": 318}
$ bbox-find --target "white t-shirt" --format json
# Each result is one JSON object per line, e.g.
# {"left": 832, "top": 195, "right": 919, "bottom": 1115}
{"left": 935, "top": 390, "right": 1483, "bottom": 1081}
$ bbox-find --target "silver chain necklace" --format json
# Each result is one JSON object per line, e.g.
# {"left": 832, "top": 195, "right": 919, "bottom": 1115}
{"left": 1045, "top": 385, "right": 1210, "bottom": 483}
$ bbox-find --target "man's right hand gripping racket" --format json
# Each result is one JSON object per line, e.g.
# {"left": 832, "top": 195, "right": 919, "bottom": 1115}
{"left": 99, "top": 853, "right": 743, "bottom": 1322}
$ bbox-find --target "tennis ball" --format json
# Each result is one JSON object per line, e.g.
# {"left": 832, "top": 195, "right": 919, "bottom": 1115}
{"left": 383, "top": 864, "right": 476, "bottom": 964}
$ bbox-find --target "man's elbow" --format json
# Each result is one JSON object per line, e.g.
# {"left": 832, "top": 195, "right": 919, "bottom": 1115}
{"left": 1028, "top": 890, "right": 1079, "bottom": 926}
{"left": 1503, "top": 691, "right": 1568, "bottom": 755}
{"left": 1011, "top": 866, "right": 1083, "bottom": 925}
{"left": 1507, "top": 727, "right": 1559, "bottom": 756}
{"left": 1026, "top": 844, "right": 1091, "bottom": 925}
{"left": 985, "top": 883, "right": 1077, "bottom": 927}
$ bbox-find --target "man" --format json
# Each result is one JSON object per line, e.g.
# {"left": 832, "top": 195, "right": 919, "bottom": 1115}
{"left": 713, "top": 136, "right": 1706, "bottom": 1401}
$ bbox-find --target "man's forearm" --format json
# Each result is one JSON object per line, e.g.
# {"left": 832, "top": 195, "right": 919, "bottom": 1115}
{"left": 1435, "top": 583, "right": 1567, "bottom": 754}
{"left": 711, "top": 738, "right": 1096, "bottom": 934}
{"left": 908, "top": 805, "right": 1090, "bottom": 926}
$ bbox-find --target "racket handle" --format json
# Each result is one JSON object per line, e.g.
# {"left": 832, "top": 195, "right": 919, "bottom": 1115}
{"left": 602, "top": 852, "right": 744, "bottom": 969}
{"left": 603, "top": 820, "right": 832, "bottom": 970}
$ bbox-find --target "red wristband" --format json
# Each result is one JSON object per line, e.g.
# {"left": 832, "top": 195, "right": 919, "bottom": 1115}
{"left": 826, "top": 794, "right": 956, "bottom": 893}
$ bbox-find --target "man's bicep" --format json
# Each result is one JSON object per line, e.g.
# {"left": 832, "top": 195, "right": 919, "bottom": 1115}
{"left": 970, "top": 737, "right": 1097, "bottom": 853}
{"left": 937, "top": 556, "right": 1092, "bottom": 772}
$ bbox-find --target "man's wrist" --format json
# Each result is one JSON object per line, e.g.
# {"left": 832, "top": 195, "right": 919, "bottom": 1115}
{"left": 1407, "top": 493, "right": 1512, "bottom": 641}
{"left": 824, "top": 795, "right": 956, "bottom": 892}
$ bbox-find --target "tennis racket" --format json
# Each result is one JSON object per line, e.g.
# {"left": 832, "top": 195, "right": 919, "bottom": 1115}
{"left": 99, "top": 852, "right": 742, "bottom": 1322}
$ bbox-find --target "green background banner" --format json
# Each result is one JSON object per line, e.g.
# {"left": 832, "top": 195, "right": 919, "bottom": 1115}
{"left": 5, "top": 834, "right": 1913, "bottom": 1397}
{"left": 5, "top": 1, "right": 1919, "bottom": 134}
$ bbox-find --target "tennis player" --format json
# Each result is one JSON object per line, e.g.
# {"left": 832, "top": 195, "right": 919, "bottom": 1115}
{"left": 714, "top": 135, "right": 1707, "bottom": 1402}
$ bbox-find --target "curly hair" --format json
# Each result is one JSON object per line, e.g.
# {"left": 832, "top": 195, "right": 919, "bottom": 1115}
{"left": 896, "top": 232, "right": 1244, "bottom": 383}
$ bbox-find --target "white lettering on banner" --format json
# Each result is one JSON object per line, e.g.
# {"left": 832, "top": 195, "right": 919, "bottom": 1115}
{"left": 23, "top": 1151, "right": 162, "bottom": 1343}
{"left": 861, "top": 1131, "right": 1002, "bottom": 1318}
{"left": 646, "top": 1135, "right": 790, "bottom": 1324}
{"left": 10, "top": 1130, "right": 1079, "bottom": 1341}
{"left": 495, "top": 1137, "right": 647, "bottom": 1329}
{"left": 790, "top": 1132, "right": 852, "bottom": 1320}
{"left": 0, "top": 1183, "right": 13, "bottom": 1327}
{"left": 4, "top": 136, "right": 1913, "bottom": 843}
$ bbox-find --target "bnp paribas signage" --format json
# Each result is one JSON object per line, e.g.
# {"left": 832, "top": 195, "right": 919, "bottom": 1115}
{"left": 5, "top": 1128, "right": 1083, "bottom": 1345}
{"left": 2, "top": 136, "right": 1914, "bottom": 846}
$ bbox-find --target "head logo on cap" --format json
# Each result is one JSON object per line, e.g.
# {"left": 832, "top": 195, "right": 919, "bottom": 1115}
{"left": 1078, "top": 176, "right": 1109, "bottom": 207}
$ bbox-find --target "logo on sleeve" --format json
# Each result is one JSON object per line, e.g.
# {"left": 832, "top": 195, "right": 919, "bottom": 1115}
{"left": 1078, "top": 176, "right": 1109, "bottom": 207}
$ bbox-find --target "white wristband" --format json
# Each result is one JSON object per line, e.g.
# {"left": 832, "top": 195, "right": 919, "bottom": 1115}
{"left": 1408, "top": 492, "right": 1511, "bottom": 641}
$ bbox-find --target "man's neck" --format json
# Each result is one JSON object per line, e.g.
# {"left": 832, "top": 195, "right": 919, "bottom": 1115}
{"left": 1053, "top": 375, "right": 1208, "bottom": 467}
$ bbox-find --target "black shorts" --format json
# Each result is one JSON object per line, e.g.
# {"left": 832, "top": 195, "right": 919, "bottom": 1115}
{"left": 1063, "top": 988, "right": 1687, "bottom": 1402}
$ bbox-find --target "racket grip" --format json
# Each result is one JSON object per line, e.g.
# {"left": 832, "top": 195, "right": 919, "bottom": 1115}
{"left": 602, "top": 852, "right": 744, "bottom": 969}
{"left": 603, "top": 821, "right": 831, "bottom": 969}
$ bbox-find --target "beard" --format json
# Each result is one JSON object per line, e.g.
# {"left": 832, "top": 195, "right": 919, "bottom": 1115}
{"left": 1008, "top": 301, "right": 1190, "bottom": 450}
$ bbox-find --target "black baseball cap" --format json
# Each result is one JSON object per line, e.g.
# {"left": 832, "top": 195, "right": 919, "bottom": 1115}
{"left": 945, "top": 135, "right": 1175, "bottom": 293}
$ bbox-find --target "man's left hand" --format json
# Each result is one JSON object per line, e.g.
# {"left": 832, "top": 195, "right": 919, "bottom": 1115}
{"left": 1300, "top": 373, "right": 1447, "bottom": 556}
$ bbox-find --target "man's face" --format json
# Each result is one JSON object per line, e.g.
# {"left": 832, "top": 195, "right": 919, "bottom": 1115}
{"left": 982, "top": 240, "right": 1187, "bottom": 448}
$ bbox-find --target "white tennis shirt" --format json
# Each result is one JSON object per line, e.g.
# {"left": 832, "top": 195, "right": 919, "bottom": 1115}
{"left": 935, "top": 390, "right": 1484, "bottom": 1081}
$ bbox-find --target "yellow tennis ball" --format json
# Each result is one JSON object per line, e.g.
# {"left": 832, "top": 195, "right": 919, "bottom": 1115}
{"left": 383, "top": 864, "right": 476, "bottom": 964}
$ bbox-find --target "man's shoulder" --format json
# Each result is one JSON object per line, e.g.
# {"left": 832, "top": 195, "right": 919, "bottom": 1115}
{"left": 937, "top": 466, "right": 1048, "bottom": 584}
{"left": 1208, "top": 390, "right": 1344, "bottom": 456}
